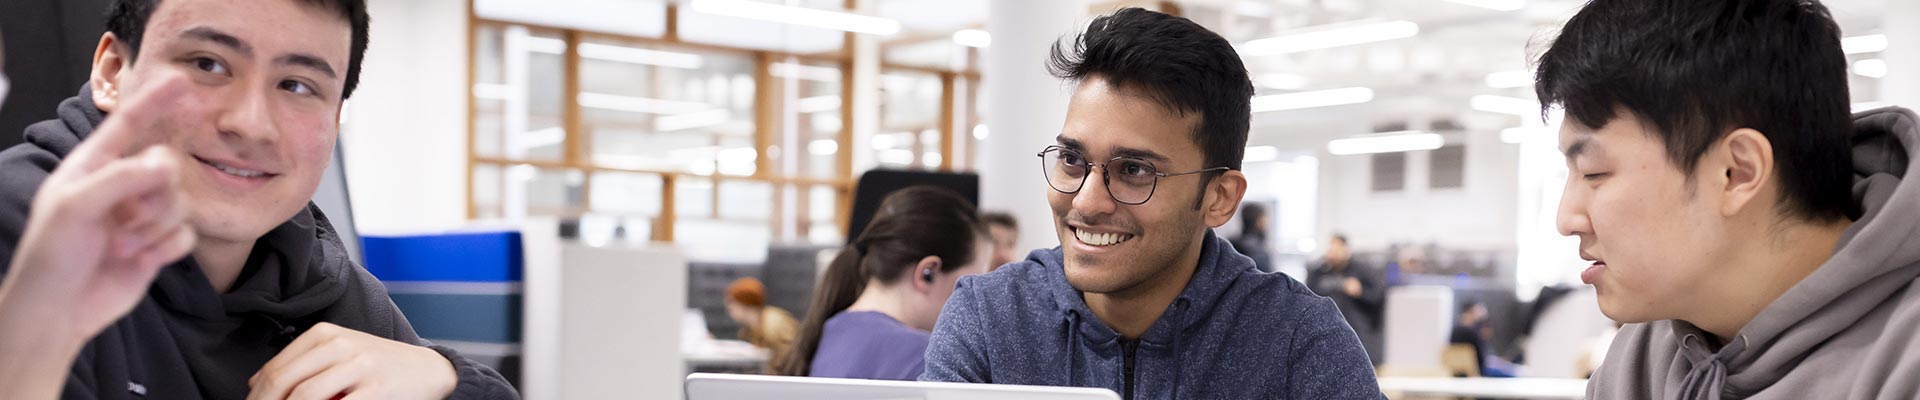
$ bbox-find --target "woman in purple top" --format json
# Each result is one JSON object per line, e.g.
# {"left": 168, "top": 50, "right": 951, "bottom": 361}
{"left": 772, "top": 186, "right": 993, "bottom": 380}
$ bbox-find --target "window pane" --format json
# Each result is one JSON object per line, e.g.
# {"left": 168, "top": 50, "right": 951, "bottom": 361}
{"left": 1371, "top": 152, "right": 1406, "bottom": 192}
{"left": 1430, "top": 145, "right": 1466, "bottom": 189}
{"left": 579, "top": 37, "right": 757, "bottom": 176}
{"left": 474, "top": 25, "right": 566, "bottom": 162}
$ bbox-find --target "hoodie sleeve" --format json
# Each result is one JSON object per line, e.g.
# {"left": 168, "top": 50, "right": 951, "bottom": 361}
{"left": 351, "top": 273, "right": 521, "bottom": 399}
{"left": 1284, "top": 296, "right": 1384, "bottom": 399}
{"left": 920, "top": 276, "right": 992, "bottom": 383}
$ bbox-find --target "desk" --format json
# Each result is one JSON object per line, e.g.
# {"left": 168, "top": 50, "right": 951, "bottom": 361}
{"left": 684, "top": 339, "right": 769, "bottom": 374}
{"left": 1378, "top": 377, "right": 1587, "bottom": 399}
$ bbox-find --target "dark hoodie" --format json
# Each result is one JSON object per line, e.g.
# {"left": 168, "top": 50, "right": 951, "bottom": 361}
{"left": 0, "top": 87, "right": 518, "bottom": 399}
{"left": 1587, "top": 107, "right": 1920, "bottom": 399}
{"left": 921, "top": 230, "right": 1384, "bottom": 399}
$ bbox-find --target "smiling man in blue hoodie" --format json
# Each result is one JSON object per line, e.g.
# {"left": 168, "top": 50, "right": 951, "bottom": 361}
{"left": 920, "top": 8, "right": 1383, "bottom": 399}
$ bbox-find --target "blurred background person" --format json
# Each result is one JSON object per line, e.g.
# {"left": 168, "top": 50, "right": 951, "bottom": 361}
{"left": 981, "top": 211, "right": 1019, "bottom": 271}
{"left": 1228, "top": 203, "right": 1272, "bottom": 272}
{"left": 774, "top": 186, "right": 991, "bottom": 380}
{"left": 725, "top": 277, "right": 798, "bottom": 365}
{"left": 1307, "top": 233, "right": 1385, "bottom": 365}
{"left": 1450, "top": 300, "right": 1516, "bottom": 377}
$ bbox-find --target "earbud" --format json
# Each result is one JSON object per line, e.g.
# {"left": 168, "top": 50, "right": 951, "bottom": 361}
{"left": 921, "top": 268, "right": 935, "bottom": 283}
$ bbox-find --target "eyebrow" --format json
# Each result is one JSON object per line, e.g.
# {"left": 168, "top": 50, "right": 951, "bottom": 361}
{"left": 182, "top": 27, "right": 252, "bottom": 56}
{"left": 182, "top": 27, "right": 338, "bottom": 79}
{"left": 277, "top": 54, "right": 338, "bottom": 79}
{"left": 1562, "top": 136, "right": 1597, "bottom": 160}
{"left": 1053, "top": 136, "right": 1170, "bottom": 162}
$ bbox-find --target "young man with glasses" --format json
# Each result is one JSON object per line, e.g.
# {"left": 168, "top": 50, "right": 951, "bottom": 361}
{"left": 920, "top": 8, "right": 1382, "bottom": 398}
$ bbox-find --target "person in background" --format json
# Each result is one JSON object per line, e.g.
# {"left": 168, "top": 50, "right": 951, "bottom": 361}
{"left": 724, "top": 277, "right": 799, "bottom": 363}
{"left": 0, "top": 0, "right": 517, "bottom": 398}
{"left": 920, "top": 8, "right": 1381, "bottom": 398}
{"left": 1449, "top": 300, "right": 1516, "bottom": 377}
{"left": 1307, "top": 233, "right": 1385, "bottom": 365}
{"left": 773, "top": 186, "right": 992, "bottom": 380}
{"left": 1227, "top": 203, "right": 1271, "bottom": 272}
{"left": 981, "top": 211, "right": 1020, "bottom": 271}
{"left": 1538, "top": 0, "right": 1920, "bottom": 397}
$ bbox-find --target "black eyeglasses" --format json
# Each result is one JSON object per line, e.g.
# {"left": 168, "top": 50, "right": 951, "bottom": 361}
{"left": 1037, "top": 145, "right": 1228, "bottom": 205}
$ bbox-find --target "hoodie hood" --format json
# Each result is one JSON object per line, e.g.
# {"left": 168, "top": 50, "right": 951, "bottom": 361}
{"left": 1673, "top": 106, "right": 1920, "bottom": 398}
{"left": 24, "top": 85, "right": 349, "bottom": 324}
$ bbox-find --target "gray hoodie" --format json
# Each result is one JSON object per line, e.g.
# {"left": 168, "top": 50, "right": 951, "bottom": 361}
{"left": 1587, "top": 106, "right": 1920, "bottom": 399}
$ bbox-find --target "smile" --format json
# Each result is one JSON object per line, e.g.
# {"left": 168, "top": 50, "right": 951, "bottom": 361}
{"left": 1073, "top": 228, "right": 1134, "bottom": 246}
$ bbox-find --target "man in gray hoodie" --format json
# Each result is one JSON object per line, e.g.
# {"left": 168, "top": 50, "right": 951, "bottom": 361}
{"left": 920, "top": 7, "right": 1383, "bottom": 399}
{"left": 1534, "top": 0, "right": 1920, "bottom": 398}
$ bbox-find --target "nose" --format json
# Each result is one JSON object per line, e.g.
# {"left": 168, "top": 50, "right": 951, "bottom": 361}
{"left": 215, "top": 84, "right": 281, "bottom": 145}
{"left": 1556, "top": 179, "right": 1593, "bottom": 238}
{"left": 1071, "top": 165, "right": 1118, "bottom": 216}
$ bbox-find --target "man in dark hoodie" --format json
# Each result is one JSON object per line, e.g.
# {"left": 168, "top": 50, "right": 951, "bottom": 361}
{"left": 0, "top": 0, "right": 516, "bottom": 398}
{"left": 1536, "top": 0, "right": 1920, "bottom": 398}
{"left": 920, "top": 8, "right": 1384, "bottom": 398}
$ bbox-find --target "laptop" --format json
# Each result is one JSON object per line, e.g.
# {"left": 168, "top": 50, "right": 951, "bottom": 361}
{"left": 685, "top": 373, "right": 1120, "bottom": 400}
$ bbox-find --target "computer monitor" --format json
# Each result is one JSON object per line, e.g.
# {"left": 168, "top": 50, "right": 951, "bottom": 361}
{"left": 685, "top": 373, "right": 1119, "bottom": 400}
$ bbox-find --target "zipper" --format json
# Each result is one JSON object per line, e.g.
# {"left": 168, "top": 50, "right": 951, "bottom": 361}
{"left": 1121, "top": 339, "right": 1139, "bottom": 400}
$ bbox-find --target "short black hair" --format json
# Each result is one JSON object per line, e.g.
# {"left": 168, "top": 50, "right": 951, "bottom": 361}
{"left": 1535, "top": 0, "right": 1855, "bottom": 222}
{"left": 107, "top": 0, "right": 371, "bottom": 100}
{"left": 1048, "top": 7, "right": 1255, "bottom": 172}
{"left": 980, "top": 211, "right": 1018, "bottom": 230}
{"left": 1239, "top": 203, "right": 1266, "bottom": 233}
{"left": 1331, "top": 233, "right": 1348, "bottom": 245}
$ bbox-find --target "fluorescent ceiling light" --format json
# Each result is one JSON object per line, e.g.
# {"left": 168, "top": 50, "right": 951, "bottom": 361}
{"left": 525, "top": 38, "right": 706, "bottom": 69}
{"left": 1500, "top": 127, "right": 1552, "bottom": 144}
{"left": 972, "top": 124, "right": 989, "bottom": 140}
{"left": 953, "top": 29, "right": 991, "bottom": 48}
{"left": 796, "top": 95, "right": 841, "bottom": 113}
{"left": 1485, "top": 70, "right": 1533, "bottom": 89}
{"left": 1843, "top": 34, "right": 1887, "bottom": 55}
{"left": 577, "top": 92, "right": 712, "bottom": 115}
{"left": 578, "top": 43, "right": 703, "bottom": 69}
{"left": 1471, "top": 95, "right": 1539, "bottom": 117}
{"left": 1854, "top": 59, "right": 1887, "bottom": 78}
{"left": 1240, "top": 20, "right": 1419, "bottom": 56}
{"left": 1254, "top": 73, "right": 1310, "bottom": 90}
{"left": 1443, "top": 0, "right": 1525, "bottom": 11}
{"left": 771, "top": 62, "right": 841, "bottom": 82}
{"left": 1244, "top": 146, "right": 1281, "bottom": 163}
{"left": 1252, "top": 87, "right": 1375, "bottom": 113}
{"left": 689, "top": 0, "right": 901, "bottom": 36}
{"left": 1327, "top": 131, "right": 1445, "bottom": 155}
{"left": 808, "top": 139, "right": 839, "bottom": 156}
{"left": 655, "top": 109, "right": 732, "bottom": 132}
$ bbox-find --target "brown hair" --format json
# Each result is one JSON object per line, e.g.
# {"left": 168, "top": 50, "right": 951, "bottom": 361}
{"left": 726, "top": 277, "right": 766, "bottom": 307}
{"left": 771, "top": 186, "right": 987, "bottom": 376}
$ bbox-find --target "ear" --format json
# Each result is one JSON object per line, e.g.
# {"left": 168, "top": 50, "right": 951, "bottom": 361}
{"left": 911, "top": 255, "right": 942, "bottom": 292}
{"left": 90, "top": 32, "right": 132, "bottom": 113}
{"left": 1716, "top": 128, "right": 1775, "bottom": 217}
{"left": 1203, "top": 170, "right": 1249, "bottom": 228}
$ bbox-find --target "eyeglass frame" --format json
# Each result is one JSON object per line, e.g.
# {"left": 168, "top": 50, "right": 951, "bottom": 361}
{"left": 1037, "top": 145, "right": 1230, "bottom": 206}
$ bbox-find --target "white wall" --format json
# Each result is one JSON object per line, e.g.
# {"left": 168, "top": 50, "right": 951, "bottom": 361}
{"left": 340, "top": 0, "right": 471, "bottom": 234}
{"left": 1314, "top": 131, "right": 1519, "bottom": 252}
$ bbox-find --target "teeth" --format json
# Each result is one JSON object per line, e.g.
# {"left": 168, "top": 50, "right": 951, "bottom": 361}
{"left": 211, "top": 163, "right": 266, "bottom": 178}
{"left": 1074, "top": 229, "right": 1132, "bottom": 246}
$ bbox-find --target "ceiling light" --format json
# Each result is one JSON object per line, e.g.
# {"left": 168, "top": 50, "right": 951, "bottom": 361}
{"left": 1239, "top": 20, "right": 1419, "bottom": 56}
{"left": 1252, "top": 87, "right": 1375, "bottom": 113}
{"left": 1442, "top": 0, "right": 1526, "bottom": 11}
{"left": 689, "top": 0, "right": 901, "bottom": 36}
{"left": 1485, "top": 70, "right": 1533, "bottom": 89}
{"left": 1843, "top": 34, "right": 1887, "bottom": 55}
{"left": 953, "top": 29, "right": 991, "bottom": 48}
{"left": 1854, "top": 59, "right": 1888, "bottom": 78}
{"left": 1471, "top": 95, "right": 1539, "bottom": 117}
{"left": 1327, "top": 131, "right": 1445, "bottom": 155}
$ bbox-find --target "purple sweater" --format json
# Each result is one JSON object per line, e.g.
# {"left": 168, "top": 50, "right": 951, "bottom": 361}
{"left": 809, "top": 311, "right": 931, "bottom": 380}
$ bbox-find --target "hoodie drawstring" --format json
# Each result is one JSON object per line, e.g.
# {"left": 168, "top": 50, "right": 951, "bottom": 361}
{"left": 1677, "top": 333, "right": 1741, "bottom": 400}
{"left": 1065, "top": 310, "right": 1083, "bottom": 386}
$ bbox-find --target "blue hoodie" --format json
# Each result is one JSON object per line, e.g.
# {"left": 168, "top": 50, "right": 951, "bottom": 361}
{"left": 921, "top": 230, "right": 1383, "bottom": 399}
